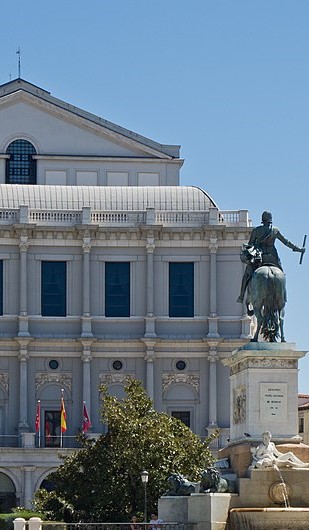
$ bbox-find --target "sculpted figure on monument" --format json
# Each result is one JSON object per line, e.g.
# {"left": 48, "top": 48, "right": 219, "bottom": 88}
{"left": 249, "top": 431, "right": 309, "bottom": 469}
{"left": 237, "top": 211, "right": 305, "bottom": 342}
{"left": 163, "top": 473, "right": 196, "bottom": 496}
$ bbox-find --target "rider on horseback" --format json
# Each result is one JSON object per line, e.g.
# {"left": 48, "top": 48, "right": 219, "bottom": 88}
{"left": 237, "top": 211, "right": 304, "bottom": 304}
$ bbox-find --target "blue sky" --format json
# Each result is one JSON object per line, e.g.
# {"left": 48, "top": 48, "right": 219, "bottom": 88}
{"left": 1, "top": 1, "right": 308, "bottom": 390}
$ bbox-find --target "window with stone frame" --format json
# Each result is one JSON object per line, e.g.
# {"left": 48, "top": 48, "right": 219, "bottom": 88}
{"left": 41, "top": 261, "right": 66, "bottom": 317}
{"left": 6, "top": 139, "right": 37, "bottom": 184}
{"left": 105, "top": 262, "right": 130, "bottom": 317}
{"left": 169, "top": 262, "right": 194, "bottom": 317}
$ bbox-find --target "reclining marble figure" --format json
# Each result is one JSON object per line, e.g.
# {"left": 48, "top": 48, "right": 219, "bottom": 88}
{"left": 249, "top": 431, "right": 309, "bottom": 469}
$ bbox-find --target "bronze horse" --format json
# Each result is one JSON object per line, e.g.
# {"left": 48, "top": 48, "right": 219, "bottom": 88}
{"left": 246, "top": 265, "right": 286, "bottom": 342}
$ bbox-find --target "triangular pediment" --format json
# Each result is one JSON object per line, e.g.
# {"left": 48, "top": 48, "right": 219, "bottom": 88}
{"left": 0, "top": 79, "right": 180, "bottom": 160}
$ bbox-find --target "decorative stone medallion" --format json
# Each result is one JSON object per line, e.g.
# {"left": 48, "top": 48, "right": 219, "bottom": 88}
{"left": 269, "top": 480, "right": 293, "bottom": 505}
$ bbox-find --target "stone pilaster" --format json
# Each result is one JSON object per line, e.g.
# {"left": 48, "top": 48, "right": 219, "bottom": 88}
{"left": 16, "top": 338, "right": 32, "bottom": 432}
{"left": 144, "top": 235, "right": 156, "bottom": 338}
{"left": 22, "top": 466, "right": 35, "bottom": 508}
{"left": 141, "top": 338, "right": 156, "bottom": 401}
{"left": 81, "top": 236, "right": 93, "bottom": 337}
{"left": 18, "top": 235, "right": 29, "bottom": 337}
{"left": 80, "top": 339, "right": 94, "bottom": 417}
{"left": 207, "top": 235, "right": 219, "bottom": 338}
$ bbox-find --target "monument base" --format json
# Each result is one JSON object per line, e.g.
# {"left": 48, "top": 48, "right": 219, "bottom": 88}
{"left": 222, "top": 342, "right": 306, "bottom": 442}
{"left": 159, "top": 493, "right": 238, "bottom": 530}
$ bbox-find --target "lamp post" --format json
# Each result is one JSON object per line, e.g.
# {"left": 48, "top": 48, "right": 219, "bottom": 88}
{"left": 140, "top": 470, "right": 149, "bottom": 523}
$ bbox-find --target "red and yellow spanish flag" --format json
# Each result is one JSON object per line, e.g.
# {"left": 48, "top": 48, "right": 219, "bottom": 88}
{"left": 61, "top": 396, "right": 67, "bottom": 433}
{"left": 35, "top": 400, "right": 41, "bottom": 433}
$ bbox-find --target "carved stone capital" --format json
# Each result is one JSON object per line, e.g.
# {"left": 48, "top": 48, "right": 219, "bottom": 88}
{"left": 82, "top": 354, "right": 92, "bottom": 363}
{"left": 82, "top": 238, "right": 91, "bottom": 253}
{"left": 146, "top": 240, "right": 155, "bottom": 253}
{"left": 19, "top": 236, "right": 29, "bottom": 252}
{"left": 209, "top": 236, "right": 218, "bottom": 254}
{"left": 18, "top": 352, "right": 29, "bottom": 362}
{"left": 208, "top": 352, "right": 218, "bottom": 363}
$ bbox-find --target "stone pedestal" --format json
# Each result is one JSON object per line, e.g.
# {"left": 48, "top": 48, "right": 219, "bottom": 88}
{"left": 222, "top": 342, "right": 306, "bottom": 442}
{"left": 159, "top": 493, "right": 238, "bottom": 530}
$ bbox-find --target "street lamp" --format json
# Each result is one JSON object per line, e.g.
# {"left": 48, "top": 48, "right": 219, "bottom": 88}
{"left": 140, "top": 470, "right": 149, "bottom": 523}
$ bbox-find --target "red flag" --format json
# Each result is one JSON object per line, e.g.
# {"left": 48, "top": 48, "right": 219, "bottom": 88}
{"left": 83, "top": 402, "right": 91, "bottom": 433}
{"left": 35, "top": 400, "right": 41, "bottom": 433}
{"left": 61, "top": 396, "right": 67, "bottom": 432}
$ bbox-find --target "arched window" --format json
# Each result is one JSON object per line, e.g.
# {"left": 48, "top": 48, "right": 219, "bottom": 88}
{"left": 6, "top": 139, "right": 37, "bottom": 184}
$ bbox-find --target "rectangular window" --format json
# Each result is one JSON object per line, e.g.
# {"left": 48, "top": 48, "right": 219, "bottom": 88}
{"left": 41, "top": 261, "right": 66, "bottom": 316}
{"left": 169, "top": 262, "right": 194, "bottom": 317}
{"left": 45, "top": 410, "right": 61, "bottom": 447}
{"left": 172, "top": 411, "right": 191, "bottom": 428}
{"left": 0, "top": 261, "right": 3, "bottom": 315}
{"left": 105, "top": 262, "right": 130, "bottom": 317}
{"left": 299, "top": 417, "right": 304, "bottom": 433}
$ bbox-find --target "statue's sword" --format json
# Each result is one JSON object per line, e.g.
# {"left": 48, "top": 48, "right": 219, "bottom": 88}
{"left": 299, "top": 234, "right": 307, "bottom": 265}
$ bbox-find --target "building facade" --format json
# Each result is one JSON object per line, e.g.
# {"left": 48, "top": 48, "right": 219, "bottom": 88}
{"left": 298, "top": 394, "right": 309, "bottom": 445}
{"left": 0, "top": 78, "right": 251, "bottom": 509}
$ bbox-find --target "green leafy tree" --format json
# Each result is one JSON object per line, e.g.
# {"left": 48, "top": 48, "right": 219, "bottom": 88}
{"left": 35, "top": 379, "right": 215, "bottom": 522}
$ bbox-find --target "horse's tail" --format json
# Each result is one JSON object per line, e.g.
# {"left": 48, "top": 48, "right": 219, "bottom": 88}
{"left": 260, "top": 270, "right": 280, "bottom": 342}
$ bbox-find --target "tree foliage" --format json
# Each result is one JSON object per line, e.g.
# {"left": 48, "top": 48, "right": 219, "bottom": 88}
{"left": 35, "top": 379, "right": 215, "bottom": 522}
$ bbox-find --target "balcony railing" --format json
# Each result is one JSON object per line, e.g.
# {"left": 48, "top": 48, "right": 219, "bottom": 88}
{"left": 0, "top": 206, "right": 250, "bottom": 227}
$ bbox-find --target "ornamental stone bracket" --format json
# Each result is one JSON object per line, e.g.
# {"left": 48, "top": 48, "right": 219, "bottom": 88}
{"left": 35, "top": 372, "right": 72, "bottom": 392}
{"left": 162, "top": 372, "right": 199, "bottom": 394}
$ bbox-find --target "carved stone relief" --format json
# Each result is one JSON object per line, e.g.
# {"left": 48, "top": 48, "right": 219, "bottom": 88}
{"left": 230, "top": 358, "right": 297, "bottom": 375}
{"left": 99, "top": 373, "right": 135, "bottom": 386}
{"left": 0, "top": 373, "right": 9, "bottom": 393}
{"left": 162, "top": 373, "right": 199, "bottom": 394}
{"left": 35, "top": 372, "right": 72, "bottom": 392}
{"left": 233, "top": 386, "right": 246, "bottom": 424}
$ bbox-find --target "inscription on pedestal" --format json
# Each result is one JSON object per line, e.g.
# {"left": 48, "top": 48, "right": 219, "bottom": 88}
{"left": 260, "top": 383, "right": 287, "bottom": 421}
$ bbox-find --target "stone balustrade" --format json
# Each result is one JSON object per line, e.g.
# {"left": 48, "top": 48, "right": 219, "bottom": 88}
{"left": 0, "top": 205, "right": 250, "bottom": 227}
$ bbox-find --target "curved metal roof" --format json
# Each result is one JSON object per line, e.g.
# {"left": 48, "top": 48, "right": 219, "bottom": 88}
{"left": 0, "top": 185, "right": 217, "bottom": 211}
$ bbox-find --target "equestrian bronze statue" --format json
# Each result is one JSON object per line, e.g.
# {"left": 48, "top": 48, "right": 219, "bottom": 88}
{"left": 237, "top": 211, "right": 305, "bottom": 342}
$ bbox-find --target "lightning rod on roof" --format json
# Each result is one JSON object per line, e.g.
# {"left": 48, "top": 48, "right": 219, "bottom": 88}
{"left": 16, "top": 47, "right": 21, "bottom": 78}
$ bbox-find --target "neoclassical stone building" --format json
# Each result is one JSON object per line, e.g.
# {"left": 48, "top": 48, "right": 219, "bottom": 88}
{"left": 0, "top": 78, "right": 251, "bottom": 508}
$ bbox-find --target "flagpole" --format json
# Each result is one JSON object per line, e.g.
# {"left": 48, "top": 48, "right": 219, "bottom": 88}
{"left": 83, "top": 401, "right": 85, "bottom": 433}
{"left": 38, "top": 400, "right": 41, "bottom": 448}
{"left": 36, "top": 400, "right": 41, "bottom": 448}
{"left": 60, "top": 388, "right": 67, "bottom": 448}
{"left": 60, "top": 389, "right": 64, "bottom": 448}
{"left": 83, "top": 400, "right": 92, "bottom": 433}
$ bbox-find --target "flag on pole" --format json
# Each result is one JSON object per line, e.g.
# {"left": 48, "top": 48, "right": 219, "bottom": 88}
{"left": 61, "top": 395, "right": 67, "bottom": 432}
{"left": 83, "top": 402, "right": 92, "bottom": 433}
{"left": 35, "top": 400, "right": 41, "bottom": 433}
